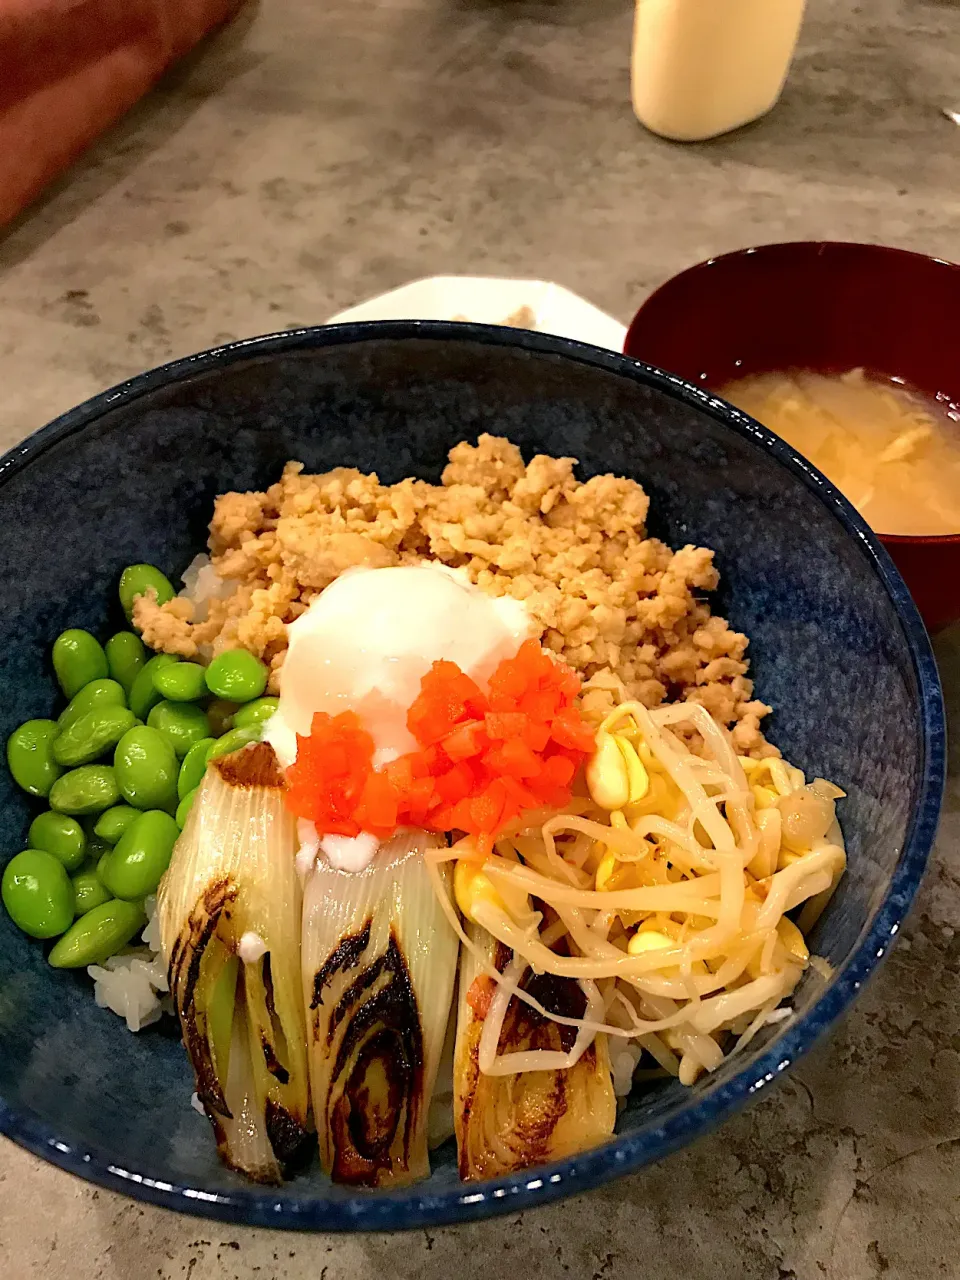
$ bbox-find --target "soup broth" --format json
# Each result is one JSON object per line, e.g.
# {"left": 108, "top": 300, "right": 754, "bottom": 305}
{"left": 719, "top": 368, "right": 960, "bottom": 536}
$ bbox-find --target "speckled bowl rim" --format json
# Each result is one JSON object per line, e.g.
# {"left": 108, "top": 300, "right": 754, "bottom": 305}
{"left": 0, "top": 322, "right": 945, "bottom": 1232}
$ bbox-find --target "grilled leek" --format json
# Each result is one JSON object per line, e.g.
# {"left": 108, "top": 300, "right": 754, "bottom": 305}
{"left": 159, "top": 743, "right": 310, "bottom": 1184}
{"left": 454, "top": 921, "right": 616, "bottom": 1181}
{"left": 302, "top": 829, "right": 458, "bottom": 1187}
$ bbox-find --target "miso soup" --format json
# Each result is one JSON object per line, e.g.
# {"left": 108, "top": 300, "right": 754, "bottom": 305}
{"left": 719, "top": 369, "right": 960, "bottom": 536}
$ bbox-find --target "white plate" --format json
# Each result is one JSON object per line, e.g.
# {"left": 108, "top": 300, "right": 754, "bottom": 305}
{"left": 326, "top": 276, "right": 627, "bottom": 353}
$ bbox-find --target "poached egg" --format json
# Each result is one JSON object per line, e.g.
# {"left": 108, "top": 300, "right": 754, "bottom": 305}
{"left": 264, "top": 563, "right": 532, "bottom": 871}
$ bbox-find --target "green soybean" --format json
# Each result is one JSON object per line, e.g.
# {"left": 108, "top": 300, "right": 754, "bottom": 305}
{"left": 176, "top": 788, "right": 197, "bottom": 829}
{"left": 52, "top": 630, "right": 109, "bottom": 700}
{"left": 93, "top": 804, "right": 140, "bottom": 845}
{"left": 57, "top": 679, "right": 126, "bottom": 731}
{"left": 7, "top": 719, "right": 62, "bottom": 798}
{"left": 49, "top": 765, "right": 120, "bottom": 815}
{"left": 232, "top": 697, "right": 279, "bottom": 731}
{"left": 71, "top": 868, "right": 112, "bottom": 916}
{"left": 2, "top": 850, "right": 75, "bottom": 938}
{"left": 52, "top": 705, "right": 136, "bottom": 767}
{"left": 48, "top": 898, "right": 146, "bottom": 968}
{"left": 99, "top": 810, "right": 179, "bottom": 900}
{"left": 207, "top": 726, "right": 258, "bottom": 761}
{"left": 114, "top": 726, "right": 178, "bottom": 811}
{"left": 153, "top": 661, "right": 207, "bottom": 702}
{"left": 105, "top": 632, "right": 146, "bottom": 694}
{"left": 129, "top": 653, "right": 179, "bottom": 721}
{"left": 178, "top": 737, "right": 215, "bottom": 800}
{"left": 27, "top": 812, "right": 86, "bottom": 871}
{"left": 205, "top": 650, "right": 268, "bottom": 703}
{"left": 119, "top": 564, "right": 175, "bottom": 623}
{"left": 146, "top": 701, "right": 210, "bottom": 758}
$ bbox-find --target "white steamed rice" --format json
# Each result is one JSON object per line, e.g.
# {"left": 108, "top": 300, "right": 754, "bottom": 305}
{"left": 179, "top": 553, "right": 233, "bottom": 622}
{"left": 87, "top": 895, "right": 171, "bottom": 1032}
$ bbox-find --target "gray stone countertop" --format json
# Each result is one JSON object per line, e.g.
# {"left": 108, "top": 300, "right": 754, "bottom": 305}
{"left": 0, "top": 0, "right": 958, "bottom": 1276}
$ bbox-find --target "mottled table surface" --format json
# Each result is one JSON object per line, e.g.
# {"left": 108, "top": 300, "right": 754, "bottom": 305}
{"left": 1, "top": 0, "right": 958, "bottom": 1276}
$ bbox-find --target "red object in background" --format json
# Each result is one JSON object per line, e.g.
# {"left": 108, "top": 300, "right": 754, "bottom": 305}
{"left": 625, "top": 241, "right": 960, "bottom": 634}
{"left": 0, "top": 0, "right": 242, "bottom": 226}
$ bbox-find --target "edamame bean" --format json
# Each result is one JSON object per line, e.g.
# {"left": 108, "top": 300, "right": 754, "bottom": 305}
{"left": 93, "top": 804, "right": 140, "bottom": 845}
{"left": 175, "top": 788, "right": 197, "bottom": 829}
{"left": 129, "top": 653, "right": 179, "bottom": 721}
{"left": 207, "top": 726, "right": 258, "bottom": 761}
{"left": 49, "top": 765, "right": 120, "bottom": 815}
{"left": 119, "top": 564, "right": 175, "bottom": 623}
{"left": 232, "top": 697, "right": 279, "bottom": 731}
{"left": 177, "top": 737, "right": 215, "bottom": 800}
{"left": 71, "top": 868, "right": 111, "bottom": 916}
{"left": 48, "top": 898, "right": 146, "bottom": 968}
{"left": 153, "top": 661, "right": 207, "bottom": 702}
{"left": 52, "top": 705, "right": 136, "bottom": 767}
{"left": 2, "top": 850, "right": 74, "bottom": 938}
{"left": 6, "top": 719, "right": 62, "bottom": 797}
{"left": 99, "top": 810, "right": 179, "bottom": 900}
{"left": 52, "top": 630, "right": 109, "bottom": 700}
{"left": 205, "top": 650, "right": 268, "bottom": 703}
{"left": 114, "top": 726, "right": 178, "bottom": 811}
{"left": 27, "top": 812, "right": 86, "bottom": 871}
{"left": 57, "top": 679, "right": 126, "bottom": 731}
{"left": 146, "top": 701, "right": 210, "bottom": 759}
{"left": 105, "top": 632, "right": 146, "bottom": 694}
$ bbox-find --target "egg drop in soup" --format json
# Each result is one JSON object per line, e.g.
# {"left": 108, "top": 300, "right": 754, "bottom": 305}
{"left": 718, "top": 369, "right": 960, "bottom": 537}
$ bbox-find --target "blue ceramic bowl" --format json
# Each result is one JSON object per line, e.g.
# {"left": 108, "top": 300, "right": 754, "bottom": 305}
{"left": 0, "top": 324, "right": 944, "bottom": 1231}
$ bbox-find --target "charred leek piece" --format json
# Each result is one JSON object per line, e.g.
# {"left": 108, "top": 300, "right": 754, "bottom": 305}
{"left": 454, "top": 922, "right": 616, "bottom": 1181}
{"left": 303, "top": 830, "right": 458, "bottom": 1188}
{"left": 159, "top": 744, "right": 310, "bottom": 1184}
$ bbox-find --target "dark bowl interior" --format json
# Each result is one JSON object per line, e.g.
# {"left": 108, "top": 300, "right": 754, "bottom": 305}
{"left": 624, "top": 241, "right": 960, "bottom": 633}
{"left": 0, "top": 324, "right": 944, "bottom": 1231}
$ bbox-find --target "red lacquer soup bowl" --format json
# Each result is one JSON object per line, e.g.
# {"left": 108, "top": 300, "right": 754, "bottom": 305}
{"left": 625, "top": 241, "right": 960, "bottom": 633}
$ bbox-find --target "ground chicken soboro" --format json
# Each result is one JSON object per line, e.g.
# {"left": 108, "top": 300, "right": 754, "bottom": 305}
{"left": 134, "top": 435, "right": 775, "bottom": 757}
